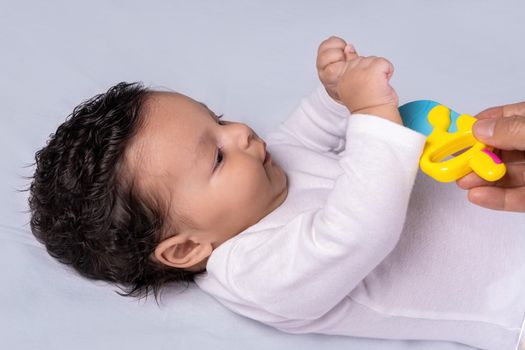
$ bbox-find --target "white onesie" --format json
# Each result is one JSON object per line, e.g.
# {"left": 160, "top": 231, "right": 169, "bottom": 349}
{"left": 195, "top": 85, "right": 525, "bottom": 350}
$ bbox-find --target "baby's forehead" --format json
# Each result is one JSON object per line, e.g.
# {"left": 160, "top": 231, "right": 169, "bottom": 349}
{"left": 125, "top": 90, "right": 213, "bottom": 186}
{"left": 144, "top": 91, "right": 215, "bottom": 121}
{"left": 145, "top": 91, "right": 195, "bottom": 112}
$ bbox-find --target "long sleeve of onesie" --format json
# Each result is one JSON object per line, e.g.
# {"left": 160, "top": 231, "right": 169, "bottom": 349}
{"left": 196, "top": 85, "right": 427, "bottom": 322}
{"left": 271, "top": 85, "right": 350, "bottom": 154}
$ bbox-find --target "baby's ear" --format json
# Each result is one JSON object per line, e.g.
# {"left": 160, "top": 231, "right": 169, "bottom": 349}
{"left": 153, "top": 234, "right": 212, "bottom": 269}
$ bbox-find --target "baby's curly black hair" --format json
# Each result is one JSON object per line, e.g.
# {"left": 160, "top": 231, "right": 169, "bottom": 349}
{"left": 28, "top": 82, "right": 201, "bottom": 300}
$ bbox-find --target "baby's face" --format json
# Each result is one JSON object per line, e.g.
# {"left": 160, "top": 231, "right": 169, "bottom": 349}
{"left": 126, "top": 91, "right": 288, "bottom": 252}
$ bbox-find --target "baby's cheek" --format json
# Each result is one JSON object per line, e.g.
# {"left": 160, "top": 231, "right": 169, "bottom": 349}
{"left": 236, "top": 166, "right": 269, "bottom": 200}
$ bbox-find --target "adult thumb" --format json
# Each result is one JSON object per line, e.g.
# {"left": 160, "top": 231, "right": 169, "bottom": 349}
{"left": 472, "top": 115, "right": 525, "bottom": 151}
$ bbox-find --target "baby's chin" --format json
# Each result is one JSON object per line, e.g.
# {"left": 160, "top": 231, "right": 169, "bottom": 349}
{"left": 274, "top": 166, "right": 289, "bottom": 203}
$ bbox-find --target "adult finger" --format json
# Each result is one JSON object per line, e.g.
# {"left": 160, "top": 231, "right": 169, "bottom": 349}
{"left": 475, "top": 101, "right": 525, "bottom": 120}
{"left": 500, "top": 149, "right": 525, "bottom": 163}
{"left": 456, "top": 172, "right": 491, "bottom": 189}
{"left": 467, "top": 186, "right": 525, "bottom": 212}
{"left": 475, "top": 106, "right": 504, "bottom": 120}
{"left": 457, "top": 163, "right": 525, "bottom": 189}
{"left": 473, "top": 115, "right": 525, "bottom": 151}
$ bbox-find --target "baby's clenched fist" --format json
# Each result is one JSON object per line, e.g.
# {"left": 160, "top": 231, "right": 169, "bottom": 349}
{"left": 316, "top": 36, "right": 357, "bottom": 103}
{"left": 337, "top": 56, "right": 402, "bottom": 124}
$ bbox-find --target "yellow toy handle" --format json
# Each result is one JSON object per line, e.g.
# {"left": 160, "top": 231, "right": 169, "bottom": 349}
{"left": 419, "top": 105, "right": 506, "bottom": 182}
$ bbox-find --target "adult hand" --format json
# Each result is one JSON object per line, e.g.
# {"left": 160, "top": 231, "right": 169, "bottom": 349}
{"left": 456, "top": 102, "right": 525, "bottom": 212}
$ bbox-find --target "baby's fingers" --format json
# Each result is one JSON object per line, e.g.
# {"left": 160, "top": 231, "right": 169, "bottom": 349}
{"left": 354, "top": 56, "right": 394, "bottom": 79}
{"left": 316, "top": 48, "right": 347, "bottom": 71}
{"left": 318, "top": 36, "right": 347, "bottom": 53}
{"left": 369, "top": 57, "right": 395, "bottom": 79}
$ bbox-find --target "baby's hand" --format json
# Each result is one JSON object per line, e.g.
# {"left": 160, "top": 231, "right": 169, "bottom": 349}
{"left": 337, "top": 55, "right": 402, "bottom": 125}
{"left": 316, "top": 36, "right": 357, "bottom": 103}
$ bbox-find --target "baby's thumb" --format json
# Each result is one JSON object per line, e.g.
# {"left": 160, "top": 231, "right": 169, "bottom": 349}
{"left": 473, "top": 115, "right": 525, "bottom": 151}
{"left": 344, "top": 44, "right": 358, "bottom": 61}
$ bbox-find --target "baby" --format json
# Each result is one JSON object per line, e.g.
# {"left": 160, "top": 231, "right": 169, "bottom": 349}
{"left": 29, "top": 36, "right": 524, "bottom": 350}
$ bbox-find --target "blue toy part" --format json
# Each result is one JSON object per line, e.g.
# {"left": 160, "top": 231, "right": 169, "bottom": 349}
{"left": 399, "top": 100, "right": 461, "bottom": 135}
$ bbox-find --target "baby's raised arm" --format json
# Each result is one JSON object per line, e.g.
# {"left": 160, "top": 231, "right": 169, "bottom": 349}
{"left": 270, "top": 37, "right": 403, "bottom": 155}
{"left": 223, "top": 47, "right": 425, "bottom": 319}
{"left": 267, "top": 37, "right": 355, "bottom": 154}
{"left": 202, "top": 38, "right": 427, "bottom": 325}
{"left": 318, "top": 35, "right": 402, "bottom": 126}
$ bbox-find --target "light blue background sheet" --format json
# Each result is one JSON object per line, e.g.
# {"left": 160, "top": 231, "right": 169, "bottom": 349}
{"left": 1, "top": 1, "right": 524, "bottom": 349}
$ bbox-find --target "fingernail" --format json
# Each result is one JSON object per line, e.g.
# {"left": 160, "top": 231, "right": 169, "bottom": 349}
{"left": 473, "top": 119, "right": 495, "bottom": 139}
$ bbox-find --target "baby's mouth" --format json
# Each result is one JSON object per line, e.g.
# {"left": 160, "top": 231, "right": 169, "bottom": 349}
{"left": 263, "top": 150, "right": 271, "bottom": 165}
{"left": 261, "top": 140, "right": 269, "bottom": 164}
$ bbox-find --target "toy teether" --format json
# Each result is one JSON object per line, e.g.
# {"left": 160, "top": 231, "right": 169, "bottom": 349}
{"left": 399, "top": 100, "right": 506, "bottom": 183}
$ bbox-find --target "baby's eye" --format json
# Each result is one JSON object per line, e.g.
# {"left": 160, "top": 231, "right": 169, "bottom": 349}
{"left": 216, "top": 114, "right": 226, "bottom": 125}
{"left": 214, "top": 148, "right": 223, "bottom": 170}
{"left": 213, "top": 114, "right": 225, "bottom": 170}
